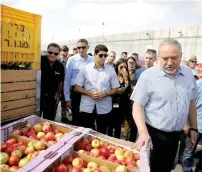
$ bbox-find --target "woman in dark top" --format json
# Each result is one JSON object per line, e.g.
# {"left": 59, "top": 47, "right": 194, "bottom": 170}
{"left": 107, "top": 58, "right": 132, "bottom": 139}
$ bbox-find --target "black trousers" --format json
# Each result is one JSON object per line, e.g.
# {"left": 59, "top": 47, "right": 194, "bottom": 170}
{"left": 178, "top": 131, "right": 187, "bottom": 163}
{"left": 107, "top": 107, "right": 123, "bottom": 138}
{"left": 128, "top": 119, "right": 138, "bottom": 142}
{"left": 80, "top": 110, "right": 111, "bottom": 135}
{"left": 70, "top": 86, "right": 81, "bottom": 126}
{"left": 147, "top": 124, "right": 181, "bottom": 172}
{"left": 40, "top": 94, "right": 57, "bottom": 120}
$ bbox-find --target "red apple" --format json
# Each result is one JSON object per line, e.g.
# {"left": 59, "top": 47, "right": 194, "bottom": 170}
{"left": 127, "top": 161, "right": 136, "bottom": 168}
{"left": 42, "top": 125, "right": 52, "bottom": 134}
{"left": 5, "top": 145, "right": 16, "bottom": 154}
{"left": 82, "top": 159, "right": 88, "bottom": 168}
{"left": 40, "top": 138, "right": 47, "bottom": 142}
{"left": 17, "top": 145, "right": 26, "bottom": 154}
{"left": 24, "top": 146, "right": 35, "bottom": 155}
{"left": 114, "top": 160, "right": 123, "bottom": 165}
{"left": 0, "top": 142, "right": 7, "bottom": 152}
{"left": 56, "top": 164, "right": 67, "bottom": 172}
{"left": 100, "top": 147, "right": 110, "bottom": 158}
{"left": 72, "top": 157, "right": 83, "bottom": 168}
{"left": 11, "top": 150, "right": 22, "bottom": 158}
{"left": 8, "top": 156, "right": 20, "bottom": 166}
{"left": 18, "top": 140, "right": 28, "bottom": 147}
{"left": 81, "top": 139, "right": 90, "bottom": 149}
{"left": 29, "top": 135, "right": 38, "bottom": 140}
{"left": 6, "top": 138, "right": 17, "bottom": 146}
{"left": 90, "top": 148, "right": 100, "bottom": 157}
{"left": 91, "top": 139, "right": 100, "bottom": 148}
{"left": 107, "top": 154, "right": 117, "bottom": 162}
{"left": 9, "top": 166, "right": 20, "bottom": 171}
{"left": 63, "top": 156, "right": 73, "bottom": 165}
{"left": 84, "top": 144, "right": 92, "bottom": 152}
{"left": 13, "top": 129, "right": 21, "bottom": 135}
{"left": 71, "top": 167, "right": 82, "bottom": 172}
{"left": 45, "top": 132, "right": 55, "bottom": 142}
{"left": 107, "top": 145, "right": 116, "bottom": 154}
{"left": 66, "top": 165, "right": 73, "bottom": 171}
{"left": 124, "top": 157, "right": 133, "bottom": 165}
{"left": 74, "top": 142, "right": 82, "bottom": 151}
{"left": 87, "top": 162, "right": 98, "bottom": 171}
{"left": 34, "top": 141, "right": 46, "bottom": 150}
{"left": 37, "top": 132, "right": 45, "bottom": 139}
{"left": 33, "top": 124, "right": 42, "bottom": 133}
{"left": 54, "top": 129, "right": 62, "bottom": 134}
{"left": 133, "top": 153, "right": 140, "bottom": 160}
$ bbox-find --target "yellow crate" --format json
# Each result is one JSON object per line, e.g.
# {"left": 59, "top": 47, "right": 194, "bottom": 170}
{"left": 0, "top": 5, "right": 41, "bottom": 69}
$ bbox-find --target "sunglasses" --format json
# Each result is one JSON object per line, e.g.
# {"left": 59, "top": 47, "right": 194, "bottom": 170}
{"left": 190, "top": 60, "right": 197, "bottom": 63}
{"left": 98, "top": 54, "right": 108, "bottom": 58}
{"left": 120, "top": 66, "right": 127, "bottom": 69}
{"left": 77, "top": 46, "right": 86, "bottom": 50}
{"left": 48, "top": 51, "right": 59, "bottom": 56}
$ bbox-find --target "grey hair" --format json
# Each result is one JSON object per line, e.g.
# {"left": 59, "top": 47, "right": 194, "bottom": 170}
{"left": 158, "top": 39, "right": 182, "bottom": 55}
{"left": 145, "top": 49, "right": 157, "bottom": 59}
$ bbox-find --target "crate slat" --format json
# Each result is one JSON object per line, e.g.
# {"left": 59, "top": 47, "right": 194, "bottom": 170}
{"left": 1, "top": 81, "right": 36, "bottom": 92}
{"left": 1, "top": 105, "right": 36, "bottom": 121}
{"left": 1, "top": 70, "right": 37, "bottom": 83}
{"left": 1, "top": 97, "right": 36, "bottom": 111}
{"left": 1, "top": 89, "right": 36, "bottom": 102}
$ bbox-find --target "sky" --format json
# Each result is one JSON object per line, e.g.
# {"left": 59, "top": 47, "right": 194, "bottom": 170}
{"left": 1, "top": 0, "right": 202, "bottom": 46}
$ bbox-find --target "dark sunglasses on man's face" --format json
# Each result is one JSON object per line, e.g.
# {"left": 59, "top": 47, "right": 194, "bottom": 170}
{"left": 48, "top": 51, "right": 59, "bottom": 56}
{"left": 190, "top": 60, "right": 197, "bottom": 63}
{"left": 98, "top": 54, "right": 108, "bottom": 58}
{"left": 77, "top": 46, "right": 86, "bottom": 50}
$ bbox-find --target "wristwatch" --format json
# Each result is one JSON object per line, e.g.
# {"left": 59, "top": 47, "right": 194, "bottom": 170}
{"left": 189, "top": 128, "right": 198, "bottom": 133}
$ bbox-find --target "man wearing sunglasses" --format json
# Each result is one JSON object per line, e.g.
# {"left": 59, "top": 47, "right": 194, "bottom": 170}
{"left": 74, "top": 44, "right": 119, "bottom": 134}
{"left": 41, "top": 43, "right": 64, "bottom": 121}
{"left": 188, "top": 55, "right": 199, "bottom": 77}
{"left": 64, "top": 39, "right": 94, "bottom": 126}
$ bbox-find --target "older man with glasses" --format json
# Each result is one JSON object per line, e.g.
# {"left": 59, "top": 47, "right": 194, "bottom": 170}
{"left": 64, "top": 39, "right": 94, "bottom": 126}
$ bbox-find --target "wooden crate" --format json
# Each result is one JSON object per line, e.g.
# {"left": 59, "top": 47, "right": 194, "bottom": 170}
{"left": 1, "top": 70, "right": 37, "bottom": 121}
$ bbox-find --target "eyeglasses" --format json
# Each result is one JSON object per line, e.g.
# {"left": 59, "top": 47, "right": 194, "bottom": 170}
{"left": 98, "top": 54, "right": 108, "bottom": 58}
{"left": 190, "top": 60, "right": 197, "bottom": 63}
{"left": 120, "top": 66, "right": 127, "bottom": 69}
{"left": 48, "top": 51, "right": 59, "bottom": 56}
{"left": 77, "top": 46, "right": 86, "bottom": 50}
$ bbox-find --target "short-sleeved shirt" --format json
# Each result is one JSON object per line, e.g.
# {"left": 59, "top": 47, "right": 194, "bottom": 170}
{"left": 75, "top": 63, "right": 120, "bottom": 114}
{"left": 41, "top": 55, "right": 64, "bottom": 96}
{"left": 196, "top": 79, "right": 202, "bottom": 133}
{"left": 130, "top": 65, "right": 197, "bottom": 132}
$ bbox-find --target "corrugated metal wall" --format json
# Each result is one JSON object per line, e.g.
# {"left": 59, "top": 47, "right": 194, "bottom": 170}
{"left": 59, "top": 25, "right": 202, "bottom": 62}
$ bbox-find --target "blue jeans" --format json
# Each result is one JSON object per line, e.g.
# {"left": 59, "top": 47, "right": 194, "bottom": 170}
{"left": 182, "top": 133, "right": 202, "bottom": 172}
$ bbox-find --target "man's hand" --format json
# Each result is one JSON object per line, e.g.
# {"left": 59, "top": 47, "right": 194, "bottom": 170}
{"left": 92, "top": 91, "right": 105, "bottom": 100}
{"left": 189, "top": 130, "right": 197, "bottom": 148}
{"left": 134, "top": 131, "right": 153, "bottom": 151}
{"left": 183, "top": 123, "right": 189, "bottom": 135}
{"left": 66, "top": 101, "right": 72, "bottom": 109}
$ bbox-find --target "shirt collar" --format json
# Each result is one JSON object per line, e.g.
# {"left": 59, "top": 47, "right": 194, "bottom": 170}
{"left": 93, "top": 63, "right": 105, "bottom": 71}
{"left": 158, "top": 65, "right": 185, "bottom": 77}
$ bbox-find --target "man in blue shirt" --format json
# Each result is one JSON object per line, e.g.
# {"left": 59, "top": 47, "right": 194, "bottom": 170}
{"left": 64, "top": 39, "right": 94, "bottom": 125}
{"left": 182, "top": 79, "right": 202, "bottom": 172}
{"left": 74, "top": 44, "right": 119, "bottom": 134}
{"left": 132, "top": 49, "right": 156, "bottom": 85}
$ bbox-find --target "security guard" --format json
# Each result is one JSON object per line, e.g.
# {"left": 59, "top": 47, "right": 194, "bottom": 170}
{"left": 40, "top": 43, "right": 64, "bottom": 120}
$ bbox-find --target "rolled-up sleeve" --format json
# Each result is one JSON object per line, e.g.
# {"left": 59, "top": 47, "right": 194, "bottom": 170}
{"left": 110, "top": 69, "right": 120, "bottom": 88}
{"left": 64, "top": 58, "right": 73, "bottom": 101}
{"left": 75, "top": 67, "right": 86, "bottom": 87}
{"left": 130, "top": 72, "right": 149, "bottom": 106}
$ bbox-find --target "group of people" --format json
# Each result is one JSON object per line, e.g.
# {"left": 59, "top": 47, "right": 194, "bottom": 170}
{"left": 40, "top": 38, "right": 201, "bottom": 172}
